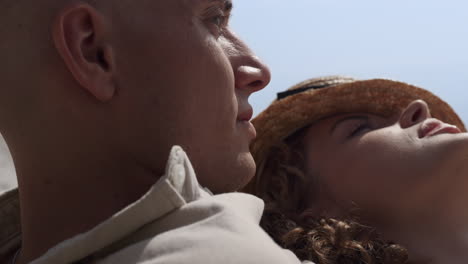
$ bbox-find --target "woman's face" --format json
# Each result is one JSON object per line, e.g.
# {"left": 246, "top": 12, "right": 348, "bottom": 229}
{"left": 302, "top": 100, "right": 468, "bottom": 225}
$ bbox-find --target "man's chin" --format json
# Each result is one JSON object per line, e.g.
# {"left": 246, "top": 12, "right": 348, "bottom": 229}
{"left": 209, "top": 153, "right": 256, "bottom": 194}
{"left": 233, "top": 153, "right": 256, "bottom": 190}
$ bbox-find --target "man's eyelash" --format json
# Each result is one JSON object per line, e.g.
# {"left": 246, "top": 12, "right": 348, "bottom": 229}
{"left": 212, "top": 13, "right": 228, "bottom": 27}
{"left": 202, "top": 6, "right": 231, "bottom": 38}
{"left": 204, "top": 5, "right": 230, "bottom": 25}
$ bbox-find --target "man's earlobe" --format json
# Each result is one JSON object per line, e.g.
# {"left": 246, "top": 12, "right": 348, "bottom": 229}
{"left": 52, "top": 3, "right": 115, "bottom": 102}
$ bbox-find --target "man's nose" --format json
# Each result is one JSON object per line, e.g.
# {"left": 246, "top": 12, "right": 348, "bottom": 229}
{"left": 234, "top": 55, "right": 271, "bottom": 93}
{"left": 399, "top": 100, "right": 431, "bottom": 128}
{"left": 226, "top": 32, "right": 271, "bottom": 94}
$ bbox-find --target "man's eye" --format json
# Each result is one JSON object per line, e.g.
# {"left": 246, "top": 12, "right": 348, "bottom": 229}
{"left": 203, "top": 7, "right": 230, "bottom": 38}
{"left": 211, "top": 15, "right": 226, "bottom": 28}
{"left": 208, "top": 14, "right": 229, "bottom": 37}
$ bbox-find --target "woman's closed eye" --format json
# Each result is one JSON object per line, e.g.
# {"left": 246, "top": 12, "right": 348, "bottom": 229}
{"left": 348, "top": 120, "right": 371, "bottom": 138}
{"left": 331, "top": 115, "right": 372, "bottom": 141}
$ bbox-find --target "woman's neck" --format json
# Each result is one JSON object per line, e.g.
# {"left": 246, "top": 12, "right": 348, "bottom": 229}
{"left": 381, "top": 169, "right": 468, "bottom": 264}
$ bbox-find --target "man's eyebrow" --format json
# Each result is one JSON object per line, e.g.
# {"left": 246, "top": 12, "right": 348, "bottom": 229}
{"left": 329, "top": 115, "right": 368, "bottom": 135}
{"left": 209, "top": 0, "right": 233, "bottom": 12}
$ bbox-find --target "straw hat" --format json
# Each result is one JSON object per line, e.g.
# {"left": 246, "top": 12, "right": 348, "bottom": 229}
{"left": 247, "top": 76, "right": 466, "bottom": 192}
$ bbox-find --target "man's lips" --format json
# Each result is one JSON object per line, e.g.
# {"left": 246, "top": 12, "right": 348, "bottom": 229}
{"left": 237, "top": 120, "right": 257, "bottom": 139}
{"left": 237, "top": 107, "right": 253, "bottom": 122}
{"left": 418, "top": 119, "right": 461, "bottom": 138}
{"left": 237, "top": 107, "right": 256, "bottom": 138}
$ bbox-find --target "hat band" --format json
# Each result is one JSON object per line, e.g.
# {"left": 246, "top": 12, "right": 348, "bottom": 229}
{"left": 276, "top": 84, "right": 329, "bottom": 100}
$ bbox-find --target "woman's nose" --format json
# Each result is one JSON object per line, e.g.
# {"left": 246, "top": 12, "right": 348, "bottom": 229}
{"left": 399, "top": 100, "right": 431, "bottom": 128}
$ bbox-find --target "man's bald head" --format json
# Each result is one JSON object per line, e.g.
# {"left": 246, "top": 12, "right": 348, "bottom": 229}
{"left": 0, "top": 0, "right": 62, "bottom": 125}
{"left": 0, "top": 0, "right": 104, "bottom": 132}
{"left": 1, "top": 0, "right": 271, "bottom": 194}
{"left": 0, "top": 0, "right": 45, "bottom": 129}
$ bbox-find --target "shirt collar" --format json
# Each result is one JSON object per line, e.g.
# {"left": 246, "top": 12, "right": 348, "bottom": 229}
{"left": 0, "top": 146, "right": 208, "bottom": 264}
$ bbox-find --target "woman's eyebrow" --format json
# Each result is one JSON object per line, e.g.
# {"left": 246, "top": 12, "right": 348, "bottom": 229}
{"left": 329, "top": 115, "right": 368, "bottom": 135}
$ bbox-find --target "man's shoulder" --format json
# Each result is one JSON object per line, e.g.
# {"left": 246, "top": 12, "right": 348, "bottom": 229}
{"left": 5, "top": 146, "right": 308, "bottom": 264}
{"left": 98, "top": 193, "right": 303, "bottom": 264}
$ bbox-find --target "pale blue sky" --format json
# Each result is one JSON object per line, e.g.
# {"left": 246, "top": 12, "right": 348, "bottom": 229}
{"left": 231, "top": 0, "right": 468, "bottom": 122}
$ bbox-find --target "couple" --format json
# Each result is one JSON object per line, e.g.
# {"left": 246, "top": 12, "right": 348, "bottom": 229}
{"left": 0, "top": 1, "right": 466, "bottom": 264}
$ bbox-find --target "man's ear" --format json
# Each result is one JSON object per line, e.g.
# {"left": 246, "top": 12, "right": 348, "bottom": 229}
{"left": 52, "top": 3, "right": 115, "bottom": 102}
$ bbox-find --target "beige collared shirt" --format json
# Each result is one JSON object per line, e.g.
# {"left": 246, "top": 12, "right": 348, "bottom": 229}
{"left": 1, "top": 146, "right": 311, "bottom": 263}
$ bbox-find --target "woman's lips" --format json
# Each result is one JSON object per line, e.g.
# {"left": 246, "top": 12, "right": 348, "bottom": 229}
{"left": 418, "top": 119, "right": 461, "bottom": 138}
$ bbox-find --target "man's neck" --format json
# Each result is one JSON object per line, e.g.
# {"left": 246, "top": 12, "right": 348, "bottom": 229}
{"left": 15, "top": 148, "right": 161, "bottom": 263}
